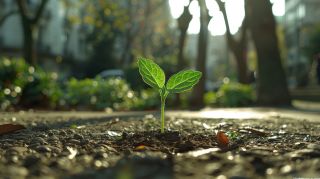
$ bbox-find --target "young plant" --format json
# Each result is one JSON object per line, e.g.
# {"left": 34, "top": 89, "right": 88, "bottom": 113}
{"left": 137, "top": 57, "right": 202, "bottom": 133}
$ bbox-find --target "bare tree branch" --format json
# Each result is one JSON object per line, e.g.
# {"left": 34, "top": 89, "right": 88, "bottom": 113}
{"left": 0, "top": 10, "right": 18, "bottom": 26}
{"left": 16, "top": 0, "right": 29, "bottom": 22}
{"left": 216, "top": 0, "right": 235, "bottom": 48}
{"left": 32, "top": 0, "right": 49, "bottom": 24}
{"left": 217, "top": 0, "right": 247, "bottom": 50}
{"left": 216, "top": 0, "right": 249, "bottom": 84}
{"left": 16, "top": 0, "right": 49, "bottom": 25}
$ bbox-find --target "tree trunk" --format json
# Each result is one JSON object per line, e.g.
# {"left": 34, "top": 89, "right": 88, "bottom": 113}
{"left": 174, "top": 29, "right": 187, "bottom": 106}
{"left": 234, "top": 47, "right": 249, "bottom": 84}
{"left": 177, "top": 30, "right": 187, "bottom": 70}
{"left": 190, "top": 0, "right": 210, "bottom": 108}
{"left": 22, "top": 22, "right": 36, "bottom": 65}
{"left": 0, "top": 11, "right": 18, "bottom": 27}
{"left": 16, "top": 0, "right": 48, "bottom": 65}
{"left": 247, "top": 0, "right": 291, "bottom": 106}
{"left": 175, "top": 5, "right": 192, "bottom": 106}
{"left": 177, "top": 5, "right": 192, "bottom": 70}
{"left": 217, "top": 0, "right": 249, "bottom": 84}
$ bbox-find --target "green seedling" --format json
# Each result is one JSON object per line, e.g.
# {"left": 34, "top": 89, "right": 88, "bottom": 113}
{"left": 226, "top": 131, "right": 238, "bottom": 141}
{"left": 137, "top": 57, "right": 202, "bottom": 133}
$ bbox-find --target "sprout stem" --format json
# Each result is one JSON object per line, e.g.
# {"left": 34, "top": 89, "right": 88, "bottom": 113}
{"left": 160, "top": 99, "right": 165, "bottom": 133}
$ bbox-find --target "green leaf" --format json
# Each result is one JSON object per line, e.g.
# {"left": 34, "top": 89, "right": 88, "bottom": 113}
{"left": 137, "top": 57, "right": 165, "bottom": 89}
{"left": 166, "top": 70, "right": 202, "bottom": 93}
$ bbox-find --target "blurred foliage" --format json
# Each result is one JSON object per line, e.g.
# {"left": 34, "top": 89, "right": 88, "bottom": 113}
{"left": 204, "top": 82, "right": 255, "bottom": 107}
{"left": 204, "top": 91, "right": 217, "bottom": 106}
{"left": 64, "top": 77, "right": 137, "bottom": 110}
{"left": 82, "top": 0, "right": 128, "bottom": 77}
{"left": 0, "top": 58, "right": 256, "bottom": 110}
{"left": 124, "top": 64, "right": 147, "bottom": 91}
{"left": 304, "top": 25, "right": 320, "bottom": 60}
{"left": 132, "top": 89, "right": 159, "bottom": 110}
{"left": 0, "top": 58, "right": 165, "bottom": 111}
{"left": 0, "top": 58, "right": 61, "bottom": 110}
{"left": 61, "top": 0, "right": 177, "bottom": 78}
{"left": 276, "top": 26, "right": 288, "bottom": 65}
{"left": 19, "top": 68, "right": 62, "bottom": 108}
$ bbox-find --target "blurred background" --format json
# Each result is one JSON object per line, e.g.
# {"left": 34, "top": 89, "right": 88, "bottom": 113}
{"left": 0, "top": 0, "right": 319, "bottom": 111}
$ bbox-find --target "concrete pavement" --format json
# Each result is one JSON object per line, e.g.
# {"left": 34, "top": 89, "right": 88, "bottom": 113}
{"left": 1, "top": 105, "right": 319, "bottom": 123}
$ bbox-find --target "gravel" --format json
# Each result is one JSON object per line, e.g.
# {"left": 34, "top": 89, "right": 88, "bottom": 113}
{"left": 0, "top": 111, "right": 320, "bottom": 179}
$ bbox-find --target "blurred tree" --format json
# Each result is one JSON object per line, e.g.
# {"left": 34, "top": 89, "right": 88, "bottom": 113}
{"left": 60, "top": 0, "right": 128, "bottom": 77}
{"left": 120, "top": 0, "right": 137, "bottom": 67}
{"left": 61, "top": 0, "right": 175, "bottom": 78}
{"left": 16, "top": 0, "right": 49, "bottom": 65}
{"left": 126, "top": 0, "right": 176, "bottom": 61}
{"left": 0, "top": 1, "right": 17, "bottom": 26}
{"left": 0, "top": 10, "right": 18, "bottom": 27}
{"left": 190, "top": 0, "right": 211, "bottom": 108}
{"left": 175, "top": 2, "right": 192, "bottom": 105}
{"left": 177, "top": 3, "right": 192, "bottom": 71}
{"left": 217, "top": 0, "right": 249, "bottom": 84}
{"left": 305, "top": 25, "right": 320, "bottom": 61}
{"left": 246, "top": 0, "right": 291, "bottom": 106}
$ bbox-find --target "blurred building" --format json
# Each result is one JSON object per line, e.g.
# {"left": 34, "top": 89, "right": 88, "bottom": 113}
{"left": 284, "top": 0, "right": 320, "bottom": 87}
{"left": 0, "top": 0, "right": 86, "bottom": 62}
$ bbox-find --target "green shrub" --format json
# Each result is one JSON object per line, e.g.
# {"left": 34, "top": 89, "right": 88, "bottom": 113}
{"left": 0, "top": 58, "right": 28, "bottom": 109}
{"left": 124, "top": 65, "right": 147, "bottom": 90}
{"left": 204, "top": 91, "right": 217, "bottom": 106}
{"left": 132, "top": 89, "right": 160, "bottom": 110}
{"left": 205, "top": 82, "right": 254, "bottom": 107}
{"left": 216, "top": 82, "right": 254, "bottom": 107}
{"left": 64, "top": 77, "right": 137, "bottom": 110}
{"left": 0, "top": 57, "right": 61, "bottom": 110}
{"left": 19, "top": 69, "right": 62, "bottom": 108}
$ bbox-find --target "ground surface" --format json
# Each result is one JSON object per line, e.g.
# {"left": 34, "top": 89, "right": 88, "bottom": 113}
{"left": 0, "top": 107, "right": 320, "bottom": 179}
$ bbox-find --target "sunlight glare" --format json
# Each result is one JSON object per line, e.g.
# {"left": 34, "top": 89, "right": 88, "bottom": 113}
{"left": 188, "top": 17, "right": 200, "bottom": 34}
{"left": 169, "top": 0, "right": 190, "bottom": 18}
{"left": 225, "top": 0, "right": 245, "bottom": 34}
{"left": 188, "top": 0, "right": 200, "bottom": 34}
{"left": 169, "top": 0, "right": 285, "bottom": 36}
{"left": 271, "top": 0, "right": 285, "bottom": 16}
{"left": 209, "top": 11, "right": 226, "bottom": 36}
{"left": 189, "top": 0, "right": 200, "bottom": 17}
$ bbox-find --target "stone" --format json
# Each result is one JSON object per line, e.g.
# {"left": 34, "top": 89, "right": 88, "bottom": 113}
{"left": 9, "top": 147, "right": 28, "bottom": 154}
{"left": 73, "top": 134, "right": 84, "bottom": 140}
{"left": 59, "top": 131, "right": 67, "bottom": 136}
{"left": 307, "top": 144, "right": 320, "bottom": 151}
{"left": 36, "top": 146, "right": 52, "bottom": 153}
{"left": 205, "top": 163, "right": 222, "bottom": 175}
{"left": 68, "top": 139, "right": 81, "bottom": 145}
{"left": 49, "top": 146, "right": 62, "bottom": 154}
{"left": 24, "top": 155, "right": 42, "bottom": 167}
{"left": 6, "top": 165, "right": 28, "bottom": 177}
{"left": 34, "top": 137, "right": 47, "bottom": 145}
{"left": 280, "top": 165, "right": 293, "bottom": 174}
{"left": 94, "top": 152, "right": 108, "bottom": 159}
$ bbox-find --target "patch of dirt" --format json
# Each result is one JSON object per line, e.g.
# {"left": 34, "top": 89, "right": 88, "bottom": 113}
{"left": 0, "top": 112, "right": 320, "bottom": 179}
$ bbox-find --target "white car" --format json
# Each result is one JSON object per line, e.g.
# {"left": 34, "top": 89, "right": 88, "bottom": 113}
{"left": 96, "top": 69, "right": 125, "bottom": 79}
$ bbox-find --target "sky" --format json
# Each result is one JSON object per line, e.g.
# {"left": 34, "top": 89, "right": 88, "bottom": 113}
{"left": 168, "top": 0, "right": 285, "bottom": 36}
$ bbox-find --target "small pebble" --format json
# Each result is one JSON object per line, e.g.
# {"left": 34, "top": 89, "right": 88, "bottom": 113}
{"left": 36, "top": 146, "right": 52, "bottom": 153}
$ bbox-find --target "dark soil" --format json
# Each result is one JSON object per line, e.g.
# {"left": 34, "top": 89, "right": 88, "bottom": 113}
{"left": 0, "top": 112, "right": 320, "bottom": 179}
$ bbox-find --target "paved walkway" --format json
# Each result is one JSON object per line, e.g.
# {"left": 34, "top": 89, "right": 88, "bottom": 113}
{"left": 2, "top": 105, "right": 319, "bottom": 123}
{"left": 173, "top": 107, "right": 320, "bottom": 122}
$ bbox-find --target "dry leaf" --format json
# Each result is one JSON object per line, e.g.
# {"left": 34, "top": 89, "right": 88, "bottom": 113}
{"left": 216, "top": 131, "right": 229, "bottom": 148}
{"left": 134, "top": 145, "right": 147, "bottom": 151}
{"left": 0, "top": 124, "right": 26, "bottom": 135}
